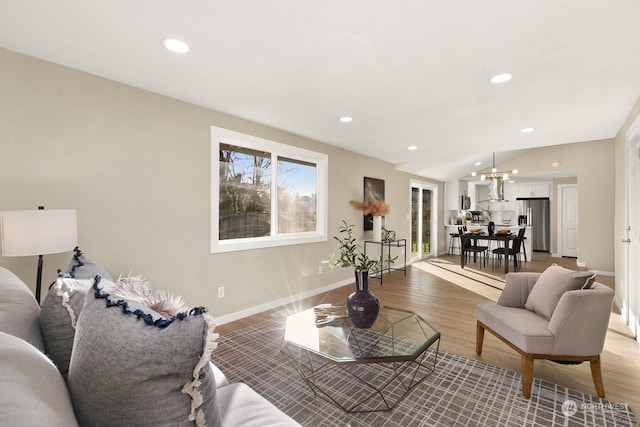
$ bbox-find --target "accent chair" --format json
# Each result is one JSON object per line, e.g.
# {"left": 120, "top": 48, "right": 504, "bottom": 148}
{"left": 475, "top": 267, "right": 614, "bottom": 398}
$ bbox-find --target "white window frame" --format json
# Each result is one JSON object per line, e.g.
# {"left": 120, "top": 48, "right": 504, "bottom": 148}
{"left": 211, "top": 126, "right": 328, "bottom": 253}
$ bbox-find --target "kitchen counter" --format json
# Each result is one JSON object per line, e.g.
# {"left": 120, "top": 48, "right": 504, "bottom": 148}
{"left": 445, "top": 224, "right": 532, "bottom": 261}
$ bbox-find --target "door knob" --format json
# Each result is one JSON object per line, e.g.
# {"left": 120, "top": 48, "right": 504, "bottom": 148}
{"left": 621, "top": 239, "right": 631, "bottom": 243}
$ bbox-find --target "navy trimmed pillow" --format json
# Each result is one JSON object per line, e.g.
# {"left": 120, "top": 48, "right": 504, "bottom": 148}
{"left": 40, "top": 248, "right": 113, "bottom": 377}
{"left": 39, "top": 277, "right": 94, "bottom": 379}
{"left": 67, "top": 277, "right": 221, "bottom": 427}
{"left": 62, "top": 247, "right": 114, "bottom": 282}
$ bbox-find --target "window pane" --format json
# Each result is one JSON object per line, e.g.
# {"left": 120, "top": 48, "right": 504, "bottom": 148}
{"left": 219, "top": 143, "right": 271, "bottom": 239}
{"left": 422, "top": 189, "right": 432, "bottom": 254}
{"left": 277, "top": 157, "right": 317, "bottom": 233}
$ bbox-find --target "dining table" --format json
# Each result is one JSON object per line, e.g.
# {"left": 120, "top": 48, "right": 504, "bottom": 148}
{"left": 460, "top": 232, "right": 517, "bottom": 273}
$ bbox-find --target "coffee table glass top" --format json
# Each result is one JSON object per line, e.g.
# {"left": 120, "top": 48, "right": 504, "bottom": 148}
{"left": 283, "top": 306, "right": 440, "bottom": 363}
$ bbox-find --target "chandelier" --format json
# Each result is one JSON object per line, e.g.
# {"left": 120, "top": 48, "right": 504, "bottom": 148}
{"left": 471, "top": 152, "right": 518, "bottom": 181}
{"left": 471, "top": 152, "right": 518, "bottom": 201}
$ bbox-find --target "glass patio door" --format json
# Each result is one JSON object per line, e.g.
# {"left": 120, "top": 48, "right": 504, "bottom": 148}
{"left": 411, "top": 182, "right": 436, "bottom": 261}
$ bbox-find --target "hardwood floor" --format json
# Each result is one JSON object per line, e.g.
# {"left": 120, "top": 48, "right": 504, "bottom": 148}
{"left": 216, "top": 252, "right": 640, "bottom": 413}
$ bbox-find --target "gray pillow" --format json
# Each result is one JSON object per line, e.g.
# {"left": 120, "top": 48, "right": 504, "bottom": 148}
{"left": 68, "top": 277, "right": 221, "bottom": 427}
{"left": 40, "top": 248, "right": 113, "bottom": 378}
{"left": 39, "top": 278, "right": 93, "bottom": 379}
{"left": 524, "top": 264, "right": 598, "bottom": 320}
{"left": 0, "top": 332, "right": 79, "bottom": 426}
{"left": 63, "top": 247, "right": 114, "bottom": 282}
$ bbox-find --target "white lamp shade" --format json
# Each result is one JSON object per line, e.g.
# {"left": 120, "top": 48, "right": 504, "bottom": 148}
{"left": 1, "top": 209, "right": 78, "bottom": 257}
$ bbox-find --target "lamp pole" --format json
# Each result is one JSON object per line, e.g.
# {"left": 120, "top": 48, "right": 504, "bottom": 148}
{"left": 35, "top": 206, "right": 45, "bottom": 304}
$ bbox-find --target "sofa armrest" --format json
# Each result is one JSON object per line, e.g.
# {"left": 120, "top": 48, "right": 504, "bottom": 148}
{"left": 497, "top": 272, "right": 541, "bottom": 308}
{"left": 547, "top": 283, "right": 614, "bottom": 356}
{"left": 217, "top": 383, "right": 300, "bottom": 426}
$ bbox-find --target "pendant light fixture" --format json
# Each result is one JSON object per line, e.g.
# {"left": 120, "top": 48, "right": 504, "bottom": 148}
{"left": 471, "top": 153, "right": 519, "bottom": 200}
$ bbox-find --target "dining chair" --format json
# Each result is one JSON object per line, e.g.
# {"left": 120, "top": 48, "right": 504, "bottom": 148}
{"left": 459, "top": 227, "right": 489, "bottom": 269}
{"left": 492, "top": 227, "right": 526, "bottom": 271}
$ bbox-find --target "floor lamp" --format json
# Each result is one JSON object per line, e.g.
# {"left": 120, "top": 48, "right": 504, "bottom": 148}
{"left": 0, "top": 207, "right": 78, "bottom": 304}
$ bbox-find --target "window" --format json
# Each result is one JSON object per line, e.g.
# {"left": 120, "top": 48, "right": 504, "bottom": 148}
{"left": 211, "top": 126, "right": 327, "bottom": 253}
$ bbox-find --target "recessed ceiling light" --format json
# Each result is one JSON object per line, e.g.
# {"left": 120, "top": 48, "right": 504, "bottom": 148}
{"left": 520, "top": 127, "right": 535, "bottom": 133}
{"left": 490, "top": 73, "right": 512, "bottom": 84}
{"left": 162, "top": 37, "right": 189, "bottom": 53}
{"left": 339, "top": 116, "right": 353, "bottom": 123}
{"left": 474, "top": 161, "right": 482, "bottom": 166}
{"left": 407, "top": 146, "right": 418, "bottom": 151}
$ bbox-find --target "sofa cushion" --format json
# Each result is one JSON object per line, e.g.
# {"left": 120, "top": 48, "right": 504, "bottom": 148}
{"left": 476, "top": 303, "right": 555, "bottom": 354}
{"left": 39, "top": 277, "right": 93, "bottom": 378}
{"left": 0, "top": 267, "right": 44, "bottom": 351}
{"left": 217, "top": 383, "right": 300, "bottom": 426}
{"left": 0, "top": 332, "right": 78, "bottom": 426}
{"left": 68, "top": 277, "right": 221, "bottom": 427}
{"left": 524, "top": 264, "right": 597, "bottom": 320}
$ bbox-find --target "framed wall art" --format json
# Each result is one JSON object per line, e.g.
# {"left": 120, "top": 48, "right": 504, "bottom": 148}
{"left": 362, "top": 177, "right": 385, "bottom": 230}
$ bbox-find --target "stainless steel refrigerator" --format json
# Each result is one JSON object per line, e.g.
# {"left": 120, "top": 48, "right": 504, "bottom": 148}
{"left": 516, "top": 198, "right": 550, "bottom": 252}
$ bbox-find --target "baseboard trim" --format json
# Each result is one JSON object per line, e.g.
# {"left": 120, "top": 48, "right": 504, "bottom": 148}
{"left": 614, "top": 295, "right": 623, "bottom": 314}
{"left": 213, "top": 278, "right": 353, "bottom": 325}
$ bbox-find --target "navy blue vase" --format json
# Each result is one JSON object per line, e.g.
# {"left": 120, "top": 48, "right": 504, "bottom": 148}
{"left": 346, "top": 270, "right": 380, "bottom": 328}
{"left": 488, "top": 221, "right": 495, "bottom": 236}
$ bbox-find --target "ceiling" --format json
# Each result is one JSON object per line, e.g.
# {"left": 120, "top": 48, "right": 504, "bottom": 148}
{"left": 1, "top": 1, "right": 639, "bottom": 182}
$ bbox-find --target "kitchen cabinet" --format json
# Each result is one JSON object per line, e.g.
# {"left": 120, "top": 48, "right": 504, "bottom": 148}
{"left": 445, "top": 179, "right": 460, "bottom": 210}
{"left": 475, "top": 184, "right": 490, "bottom": 205}
{"left": 445, "top": 179, "right": 470, "bottom": 210}
{"left": 503, "top": 183, "right": 517, "bottom": 201}
{"left": 516, "top": 183, "right": 550, "bottom": 198}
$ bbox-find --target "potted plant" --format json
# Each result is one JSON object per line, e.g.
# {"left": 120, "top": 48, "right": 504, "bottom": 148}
{"left": 329, "top": 220, "right": 393, "bottom": 328}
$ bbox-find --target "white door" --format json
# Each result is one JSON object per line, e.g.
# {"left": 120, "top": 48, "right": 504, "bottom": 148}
{"left": 561, "top": 186, "right": 578, "bottom": 257}
{"left": 410, "top": 180, "right": 438, "bottom": 261}
{"left": 626, "top": 126, "right": 640, "bottom": 340}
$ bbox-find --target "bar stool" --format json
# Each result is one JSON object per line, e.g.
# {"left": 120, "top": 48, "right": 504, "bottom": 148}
{"left": 448, "top": 232, "right": 461, "bottom": 254}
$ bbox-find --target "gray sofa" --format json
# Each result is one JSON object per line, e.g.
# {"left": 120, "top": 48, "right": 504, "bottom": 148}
{"left": 0, "top": 265, "right": 299, "bottom": 426}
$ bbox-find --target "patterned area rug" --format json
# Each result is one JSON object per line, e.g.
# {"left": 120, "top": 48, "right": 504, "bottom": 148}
{"left": 414, "top": 260, "right": 506, "bottom": 301}
{"left": 212, "top": 317, "right": 638, "bottom": 427}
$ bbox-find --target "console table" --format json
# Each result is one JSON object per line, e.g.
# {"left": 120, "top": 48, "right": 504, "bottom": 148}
{"left": 363, "top": 239, "right": 407, "bottom": 284}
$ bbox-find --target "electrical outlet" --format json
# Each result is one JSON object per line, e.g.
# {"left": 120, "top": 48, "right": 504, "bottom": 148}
{"left": 218, "top": 287, "right": 225, "bottom": 298}
{"left": 318, "top": 266, "right": 323, "bottom": 274}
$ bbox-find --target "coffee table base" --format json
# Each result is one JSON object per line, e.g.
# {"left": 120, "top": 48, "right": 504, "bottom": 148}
{"left": 280, "top": 340, "right": 440, "bottom": 413}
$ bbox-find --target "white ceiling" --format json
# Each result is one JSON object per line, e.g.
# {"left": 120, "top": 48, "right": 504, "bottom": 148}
{"left": 1, "top": 1, "right": 639, "bottom": 182}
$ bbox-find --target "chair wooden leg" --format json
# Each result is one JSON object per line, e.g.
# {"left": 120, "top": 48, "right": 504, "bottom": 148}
{"left": 521, "top": 354, "right": 534, "bottom": 398}
{"left": 476, "top": 322, "right": 485, "bottom": 355}
{"left": 590, "top": 356, "right": 606, "bottom": 398}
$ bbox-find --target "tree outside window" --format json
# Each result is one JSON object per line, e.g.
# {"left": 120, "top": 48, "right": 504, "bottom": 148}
{"left": 211, "top": 126, "right": 327, "bottom": 253}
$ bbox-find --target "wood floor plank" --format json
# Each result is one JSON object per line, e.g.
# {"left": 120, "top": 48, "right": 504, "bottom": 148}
{"left": 216, "top": 253, "right": 640, "bottom": 413}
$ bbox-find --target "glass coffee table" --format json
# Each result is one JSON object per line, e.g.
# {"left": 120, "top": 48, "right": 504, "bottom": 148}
{"left": 280, "top": 306, "right": 440, "bottom": 413}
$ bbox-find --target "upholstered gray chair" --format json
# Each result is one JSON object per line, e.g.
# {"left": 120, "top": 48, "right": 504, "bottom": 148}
{"left": 475, "top": 267, "right": 615, "bottom": 398}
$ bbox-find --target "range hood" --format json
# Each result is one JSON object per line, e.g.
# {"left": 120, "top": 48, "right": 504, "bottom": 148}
{"left": 488, "top": 177, "right": 504, "bottom": 201}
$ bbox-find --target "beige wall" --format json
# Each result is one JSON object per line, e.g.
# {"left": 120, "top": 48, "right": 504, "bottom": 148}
{"left": 1, "top": 45, "right": 629, "bottom": 320}
{"left": 497, "top": 139, "right": 615, "bottom": 272}
{"left": 0, "top": 48, "right": 443, "bottom": 322}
